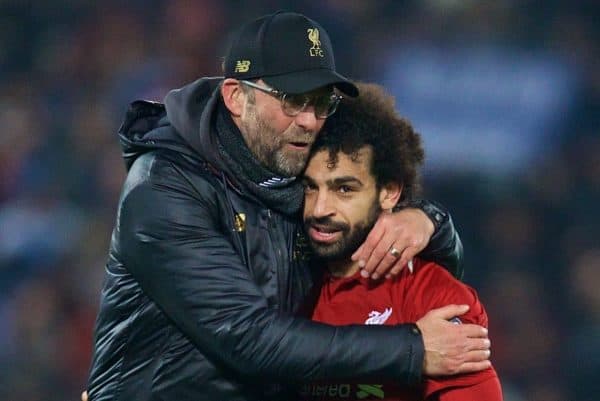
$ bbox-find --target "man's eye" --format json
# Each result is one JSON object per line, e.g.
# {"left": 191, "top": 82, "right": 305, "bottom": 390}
{"left": 287, "top": 94, "right": 309, "bottom": 108}
{"left": 338, "top": 185, "right": 353, "bottom": 194}
{"left": 303, "top": 183, "right": 316, "bottom": 192}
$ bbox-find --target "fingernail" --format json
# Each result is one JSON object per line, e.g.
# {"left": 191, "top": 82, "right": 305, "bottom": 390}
{"left": 358, "top": 260, "right": 365, "bottom": 268}
{"left": 371, "top": 273, "right": 379, "bottom": 280}
{"left": 360, "top": 269, "right": 370, "bottom": 278}
{"left": 385, "top": 274, "right": 391, "bottom": 280}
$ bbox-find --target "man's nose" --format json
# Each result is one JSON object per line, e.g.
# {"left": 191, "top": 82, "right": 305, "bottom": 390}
{"left": 294, "top": 106, "right": 320, "bottom": 132}
{"left": 311, "top": 191, "right": 336, "bottom": 218}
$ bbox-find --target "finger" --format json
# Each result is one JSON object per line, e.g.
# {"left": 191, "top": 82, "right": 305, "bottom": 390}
{"left": 361, "top": 235, "right": 397, "bottom": 279}
{"left": 354, "top": 223, "right": 386, "bottom": 270}
{"left": 396, "top": 246, "right": 419, "bottom": 275}
{"left": 351, "top": 243, "right": 364, "bottom": 261}
{"left": 464, "top": 349, "right": 491, "bottom": 362}
{"left": 384, "top": 248, "right": 417, "bottom": 279}
{"left": 427, "top": 304, "right": 470, "bottom": 320}
{"left": 372, "top": 244, "right": 407, "bottom": 278}
{"left": 456, "top": 360, "right": 492, "bottom": 374}
{"left": 385, "top": 258, "right": 407, "bottom": 279}
{"left": 453, "top": 349, "right": 491, "bottom": 365}
{"left": 81, "top": 391, "right": 88, "bottom": 401}
{"left": 464, "top": 338, "right": 492, "bottom": 353}
{"left": 469, "top": 338, "right": 491, "bottom": 352}
{"left": 459, "top": 323, "right": 489, "bottom": 339}
{"left": 359, "top": 214, "right": 399, "bottom": 276}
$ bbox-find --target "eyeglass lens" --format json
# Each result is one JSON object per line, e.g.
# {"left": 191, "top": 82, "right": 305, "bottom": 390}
{"left": 282, "top": 93, "right": 337, "bottom": 118}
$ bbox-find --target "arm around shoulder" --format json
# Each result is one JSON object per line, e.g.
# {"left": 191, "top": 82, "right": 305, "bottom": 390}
{"left": 116, "top": 154, "right": 426, "bottom": 384}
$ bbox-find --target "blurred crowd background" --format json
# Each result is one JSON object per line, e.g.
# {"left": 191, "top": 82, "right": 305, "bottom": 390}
{"left": 0, "top": 1, "right": 598, "bottom": 400}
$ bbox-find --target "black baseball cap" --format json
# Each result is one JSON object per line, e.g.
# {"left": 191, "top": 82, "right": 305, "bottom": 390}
{"left": 223, "top": 11, "right": 358, "bottom": 97}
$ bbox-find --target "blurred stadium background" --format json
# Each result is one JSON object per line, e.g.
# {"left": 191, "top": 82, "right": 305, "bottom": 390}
{"left": 0, "top": 1, "right": 598, "bottom": 400}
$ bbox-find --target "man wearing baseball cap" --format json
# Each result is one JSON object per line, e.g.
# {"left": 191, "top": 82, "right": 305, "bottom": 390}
{"left": 85, "top": 11, "right": 488, "bottom": 401}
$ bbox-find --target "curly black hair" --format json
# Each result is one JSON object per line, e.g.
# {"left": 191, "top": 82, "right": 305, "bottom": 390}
{"left": 312, "top": 82, "right": 425, "bottom": 202}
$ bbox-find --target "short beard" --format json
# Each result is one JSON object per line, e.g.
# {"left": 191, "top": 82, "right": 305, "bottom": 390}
{"left": 304, "top": 201, "right": 381, "bottom": 262}
{"left": 239, "top": 101, "right": 310, "bottom": 177}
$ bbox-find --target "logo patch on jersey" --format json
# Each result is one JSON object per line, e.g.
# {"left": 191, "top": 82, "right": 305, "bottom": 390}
{"left": 365, "top": 308, "right": 392, "bottom": 325}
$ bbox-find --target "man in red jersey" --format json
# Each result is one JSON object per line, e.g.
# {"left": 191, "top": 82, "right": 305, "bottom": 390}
{"left": 300, "top": 82, "right": 502, "bottom": 401}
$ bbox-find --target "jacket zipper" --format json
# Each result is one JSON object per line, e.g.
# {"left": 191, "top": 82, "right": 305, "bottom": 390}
{"left": 267, "top": 209, "right": 289, "bottom": 313}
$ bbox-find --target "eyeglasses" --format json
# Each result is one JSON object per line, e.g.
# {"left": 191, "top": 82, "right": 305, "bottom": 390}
{"left": 240, "top": 80, "right": 342, "bottom": 119}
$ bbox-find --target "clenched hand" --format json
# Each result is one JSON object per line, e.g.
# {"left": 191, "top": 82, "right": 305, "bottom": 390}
{"left": 416, "top": 304, "right": 492, "bottom": 376}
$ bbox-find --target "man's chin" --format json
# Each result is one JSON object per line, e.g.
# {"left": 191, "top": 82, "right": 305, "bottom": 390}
{"left": 308, "top": 220, "right": 375, "bottom": 262}
{"left": 273, "top": 150, "right": 310, "bottom": 177}
{"left": 309, "top": 242, "right": 351, "bottom": 261}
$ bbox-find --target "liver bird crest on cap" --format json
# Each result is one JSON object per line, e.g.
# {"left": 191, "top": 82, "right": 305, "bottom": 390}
{"left": 307, "top": 28, "right": 324, "bottom": 57}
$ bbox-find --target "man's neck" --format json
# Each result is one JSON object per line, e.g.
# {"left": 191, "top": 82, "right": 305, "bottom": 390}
{"left": 327, "top": 259, "right": 361, "bottom": 278}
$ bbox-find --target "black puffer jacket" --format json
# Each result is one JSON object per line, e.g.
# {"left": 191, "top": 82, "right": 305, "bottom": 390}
{"left": 86, "top": 78, "right": 464, "bottom": 401}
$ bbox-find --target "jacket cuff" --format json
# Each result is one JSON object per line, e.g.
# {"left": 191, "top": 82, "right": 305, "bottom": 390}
{"left": 394, "top": 199, "right": 464, "bottom": 280}
{"left": 398, "top": 199, "right": 449, "bottom": 233}
{"left": 401, "top": 323, "right": 425, "bottom": 386}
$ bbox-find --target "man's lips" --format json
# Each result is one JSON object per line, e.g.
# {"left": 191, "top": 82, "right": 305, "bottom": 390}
{"left": 308, "top": 224, "right": 342, "bottom": 243}
{"left": 288, "top": 141, "right": 310, "bottom": 150}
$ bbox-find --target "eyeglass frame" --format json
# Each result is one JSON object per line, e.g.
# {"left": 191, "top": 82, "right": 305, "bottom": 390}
{"left": 239, "top": 80, "right": 342, "bottom": 119}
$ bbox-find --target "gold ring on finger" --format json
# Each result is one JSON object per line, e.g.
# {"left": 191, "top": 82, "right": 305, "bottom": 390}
{"left": 389, "top": 247, "right": 401, "bottom": 258}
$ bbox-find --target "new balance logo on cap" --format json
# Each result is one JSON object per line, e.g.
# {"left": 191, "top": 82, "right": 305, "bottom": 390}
{"left": 235, "top": 60, "right": 251, "bottom": 73}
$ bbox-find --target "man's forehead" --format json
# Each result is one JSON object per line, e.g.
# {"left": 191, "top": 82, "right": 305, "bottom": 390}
{"left": 305, "top": 147, "right": 373, "bottom": 179}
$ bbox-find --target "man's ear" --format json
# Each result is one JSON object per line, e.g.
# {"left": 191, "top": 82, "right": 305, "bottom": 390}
{"left": 221, "top": 78, "right": 244, "bottom": 117}
{"left": 379, "top": 182, "right": 402, "bottom": 211}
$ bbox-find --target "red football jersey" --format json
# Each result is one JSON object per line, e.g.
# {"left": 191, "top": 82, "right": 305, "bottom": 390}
{"left": 302, "top": 258, "right": 501, "bottom": 401}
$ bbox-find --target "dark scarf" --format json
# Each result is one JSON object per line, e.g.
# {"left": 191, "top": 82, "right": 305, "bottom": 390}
{"left": 215, "top": 102, "right": 304, "bottom": 215}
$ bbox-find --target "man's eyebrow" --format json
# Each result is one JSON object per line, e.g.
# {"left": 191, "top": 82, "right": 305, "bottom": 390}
{"left": 301, "top": 175, "right": 316, "bottom": 185}
{"left": 327, "top": 176, "right": 363, "bottom": 187}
